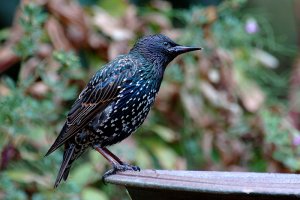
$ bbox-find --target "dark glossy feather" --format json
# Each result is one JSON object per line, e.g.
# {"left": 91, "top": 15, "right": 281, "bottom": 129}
{"left": 45, "top": 57, "right": 136, "bottom": 156}
{"left": 54, "top": 144, "right": 75, "bottom": 188}
{"left": 46, "top": 34, "right": 201, "bottom": 188}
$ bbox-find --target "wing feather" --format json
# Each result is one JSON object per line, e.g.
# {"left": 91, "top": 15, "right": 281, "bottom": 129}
{"left": 45, "top": 58, "right": 136, "bottom": 156}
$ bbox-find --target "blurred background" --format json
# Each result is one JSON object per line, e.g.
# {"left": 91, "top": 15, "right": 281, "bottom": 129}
{"left": 1, "top": 0, "right": 300, "bottom": 199}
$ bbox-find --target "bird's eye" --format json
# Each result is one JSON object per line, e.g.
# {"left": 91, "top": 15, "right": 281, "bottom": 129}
{"left": 163, "top": 42, "right": 169, "bottom": 46}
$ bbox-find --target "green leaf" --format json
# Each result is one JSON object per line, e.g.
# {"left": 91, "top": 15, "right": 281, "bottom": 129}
{"left": 82, "top": 187, "right": 108, "bottom": 200}
{"left": 71, "top": 163, "right": 95, "bottom": 187}
{"left": 99, "top": 0, "right": 127, "bottom": 16}
{"left": 152, "top": 125, "right": 177, "bottom": 142}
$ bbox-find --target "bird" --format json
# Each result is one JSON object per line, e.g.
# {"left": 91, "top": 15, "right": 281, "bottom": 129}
{"left": 45, "top": 34, "right": 202, "bottom": 188}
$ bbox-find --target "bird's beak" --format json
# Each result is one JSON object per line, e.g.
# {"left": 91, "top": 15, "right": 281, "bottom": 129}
{"left": 169, "top": 45, "right": 202, "bottom": 55}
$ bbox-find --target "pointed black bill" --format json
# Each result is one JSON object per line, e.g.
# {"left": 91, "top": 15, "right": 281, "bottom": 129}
{"left": 169, "top": 45, "right": 202, "bottom": 55}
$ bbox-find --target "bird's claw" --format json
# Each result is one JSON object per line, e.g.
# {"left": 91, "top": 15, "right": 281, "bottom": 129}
{"left": 102, "top": 163, "right": 140, "bottom": 183}
{"left": 120, "top": 163, "right": 140, "bottom": 171}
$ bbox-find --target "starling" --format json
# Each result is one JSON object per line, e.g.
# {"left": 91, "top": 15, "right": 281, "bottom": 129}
{"left": 45, "top": 34, "right": 201, "bottom": 188}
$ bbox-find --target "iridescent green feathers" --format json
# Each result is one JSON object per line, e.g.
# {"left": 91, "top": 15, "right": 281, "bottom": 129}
{"left": 45, "top": 57, "right": 137, "bottom": 156}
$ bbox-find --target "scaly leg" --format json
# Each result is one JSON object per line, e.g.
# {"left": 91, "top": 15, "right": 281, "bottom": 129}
{"left": 94, "top": 146, "right": 140, "bottom": 182}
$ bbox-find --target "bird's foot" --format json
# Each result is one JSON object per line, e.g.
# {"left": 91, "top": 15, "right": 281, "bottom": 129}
{"left": 102, "top": 163, "right": 140, "bottom": 183}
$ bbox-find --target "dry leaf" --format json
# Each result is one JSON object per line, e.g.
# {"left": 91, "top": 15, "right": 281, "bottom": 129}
{"left": 253, "top": 48, "right": 279, "bottom": 69}
{"left": 288, "top": 56, "right": 300, "bottom": 130}
{"left": 143, "top": 13, "right": 171, "bottom": 30}
{"left": 238, "top": 81, "right": 265, "bottom": 112}
{"left": 27, "top": 81, "right": 49, "bottom": 99}
{"left": 150, "top": 0, "right": 172, "bottom": 11}
{"left": 0, "top": 84, "right": 10, "bottom": 97}
{"left": 93, "top": 8, "right": 134, "bottom": 41}
{"left": 108, "top": 40, "right": 130, "bottom": 61}
{"left": 45, "top": 17, "right": 73, "bottom": 50}
{"left": 19, "top": 57, "right": 40, "bottom": 81}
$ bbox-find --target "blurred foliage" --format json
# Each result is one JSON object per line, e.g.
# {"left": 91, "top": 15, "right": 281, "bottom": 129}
{"left": 0, "top": 0, "right": 300, "bottom": 199}
{"left": 14, "top": 3, "right": 47, "bottom": 59}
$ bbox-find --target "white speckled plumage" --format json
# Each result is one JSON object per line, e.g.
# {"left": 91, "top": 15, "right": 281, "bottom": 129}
{"left": 46, "top": 34, "right": 201, "bottom": 188}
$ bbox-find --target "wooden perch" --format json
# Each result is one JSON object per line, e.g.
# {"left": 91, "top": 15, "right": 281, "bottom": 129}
{"left": 105, "top": 170, "right": 300, "bottom": 200}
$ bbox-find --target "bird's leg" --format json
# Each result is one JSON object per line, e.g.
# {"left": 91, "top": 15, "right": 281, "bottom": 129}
{"left": 94, "top": 146, "right": 120, "bottom": 166}
{"left": 101, "top": 147, "right": 124, "bottom": 164}
{"left": 94, "top": 146, "right": 140, "bottom": 181}
{"left": 101, "top": 147, "right": 140, "bottom": 172}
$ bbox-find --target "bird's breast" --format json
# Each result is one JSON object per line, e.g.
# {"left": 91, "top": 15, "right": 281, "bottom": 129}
{"left": 88, "top": 78, "right": 160, "bottom": 146}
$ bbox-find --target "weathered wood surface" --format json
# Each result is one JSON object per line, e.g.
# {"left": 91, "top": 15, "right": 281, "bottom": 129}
{"left": 105, "top": 170, "right": 300, "bottom": 200}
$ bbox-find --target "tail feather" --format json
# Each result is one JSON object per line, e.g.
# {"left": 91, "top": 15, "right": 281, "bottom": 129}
{"left": 45, "top": 124, "right": 69, "bottom": 157}
{"left": 63, "top": 167, "right": 71, "bottom": 181}
{"left": 54, "top": 144, "right": 75, "bottom": 188}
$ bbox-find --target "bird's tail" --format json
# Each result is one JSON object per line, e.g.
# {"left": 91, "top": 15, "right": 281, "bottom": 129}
{"left": 54, "top": 144, "right": 76, "bottom": 188}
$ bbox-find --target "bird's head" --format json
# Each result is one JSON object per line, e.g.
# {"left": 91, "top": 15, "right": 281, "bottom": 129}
{"left": 130, "top": 34, "right": 202, "bottom": 67}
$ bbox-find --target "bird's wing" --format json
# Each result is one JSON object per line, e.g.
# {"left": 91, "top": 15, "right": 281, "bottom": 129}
{"left": 45, "top": 58, "right": 136, "bottom": 156}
